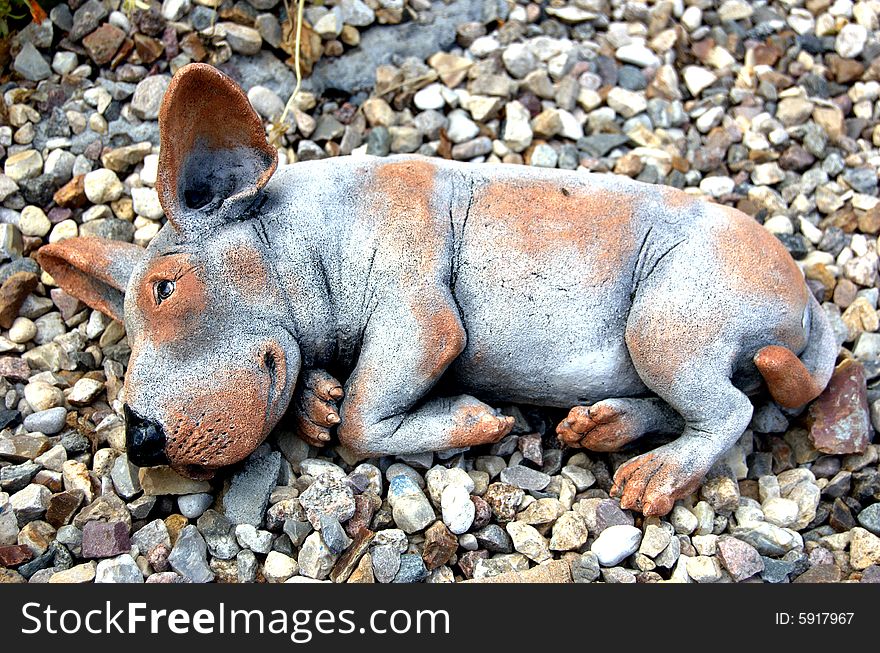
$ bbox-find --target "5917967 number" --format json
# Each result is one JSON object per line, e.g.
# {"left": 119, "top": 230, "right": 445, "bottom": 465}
{"left": 775, "top": 613, "right": 855, "bottom": 625}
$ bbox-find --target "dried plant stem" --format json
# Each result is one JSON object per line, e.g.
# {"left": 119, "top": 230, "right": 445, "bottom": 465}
{"left": 269, "top": 0, "right": 306, "bottom": 146}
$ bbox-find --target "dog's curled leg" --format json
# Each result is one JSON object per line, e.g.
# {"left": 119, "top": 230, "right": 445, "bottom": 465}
{"left": 337, "top": 290, "right": 513, "bottom": 457}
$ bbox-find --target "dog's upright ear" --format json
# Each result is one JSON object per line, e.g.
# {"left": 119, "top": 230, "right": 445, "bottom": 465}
{"left": 34, "top": 238, "right": 146, "bottom": 322}
{"left": 156, "top": 63, "right": 278, "bottom": 235}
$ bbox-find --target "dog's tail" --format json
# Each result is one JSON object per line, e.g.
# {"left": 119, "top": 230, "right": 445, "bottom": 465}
{"left": 753, "top": 295, "right": 838, "bottom": 408}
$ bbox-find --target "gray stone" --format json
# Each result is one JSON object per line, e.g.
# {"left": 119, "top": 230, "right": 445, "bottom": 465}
{"left": 371, "top": 543, "right": 401, "bottom": 583}
{"left": 132, "top": 519, "right": 170, "bottom": 556}
{"left": 234, "top": 523, "right": 273, "bottom": 554}
{"left": 196, "top": 510, "right": 240, "bottom": 560}
{"left": 339, "top": 0, "right": 375, "bottom": 26}
{"left": 95, "top": 554, "right": 144, "bottom": 583}
{"left": 161, "top": 0, "right": 191, "bottom": 21}
{"left": 247, "top": 86, "right": 285, "bottom": 120}
{"left": 318, "top": 514, "right": 351, "bottom": 554}
{"left": 0, "top": 498, "right": 19, "bottom": 546}
{"left": 393, "top": 554, "right": 429, "bottom": 583}
{"left": 530, "top": 144, "right": 559, "bottom": 168}
{"left": 223, "top": 445, "right": 280, "bottom": 526}
{"left": 110, "top": 454, "right": 141, "bottom": 500}
{"left": 168, "top": 525, "right": 214, "bottom": 583}
{"left": 299, "top": 473, "right": 356, "bottom": 529}
{"left": 10, "top": 484, "right": 50, "bottom": 523}
{"left": 591, "top": 524, "right": 642, "bottom": 566}
{"left": 301, "top": 0, "right": 485, "bottom": 95}
{"left": 730, "top": 522, "right": 803, "bottom": 556}
{"left": 502, "top": 43, "right": 537, "bottom": 79}
{"left": 237, "top": 549, "right": 258, "bottom": 582}
{"left": 298, "top": 531, "right": 338, "bottom": 580}
{"left": 858, "top": 503, "right": 880, "bottom": 535}
{"left": 222, "top": 23, "right": 262, "bottom": 55}
{"left": 639, "top": 524, "right": 672, "bottom": 558}
{"left": 178, "top": 493, "right": 213, "bottom": 519}
{"left": 23, "top": 407, "right": 67, "bottom": 435}
{"left": 14, "top": 43, "right": 52, "bottom": 82}
{"left": 499, "top": 465, "right": 551, "bottom": 491}
{"left": 283, "top": 519, "right": 312, "bottom": 547}
{"left": 1, "top": 462, "right": 40, "bottom": 493}
{"left": 571, "top": 551, "right": 601, "bottom": 582}
{"left": 387, "top": 476, "right": 434, "bottom": 533}
{"left": 474, "top": 524, "right": 512, "bottom": 553}
{"left": 440, "top": 484, "right": 474, "bottom": 534}
{"left": 131, "top": 76, "right": 171, "bottom": 120}
{"left": 560, "top": 465, "right": 595, "bottom": 491}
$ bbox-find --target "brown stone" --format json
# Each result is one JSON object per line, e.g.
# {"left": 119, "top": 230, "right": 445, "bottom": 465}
{"left": 347, "top": 552, "right": 374, "bottom": 583}
{"left": 81, "top": 521, "right": 131, "bottom": 559}
{"left": 179, "top": 33, "right": 208, "bottom": 62}
{"left": 614, "top": 152, "right": 644, "bottom": 177}
{"left": 0, "top": 271, "right": 38, "bottom": 329}
{"left": 133, "top": 33, "right": 165, "bottom": 64}
{"left": 46, "top": 490, "right": 85, "bottom": 528}
{"left": 50, "top": 288, "right": 84, "bottom": 321}
{"left": 6, "top": 434, "right": 49, "bottom": 461}
{"left": 53, "top": 175, "right": 87, "bottom": 209}
{"left": 827, "top": 55, "right": 864, "bottom": 84}
{"left": 73, "top": 494, "right": 132, "bottom": 531}
{"left": 344, "top": 493, "right": 379, "bottom": 539}
{"left": 793, "top": 564, "right": 842, "bottom": 583}
{"left": 717, "top": 536, "right": 764, "bottom": 581}
{"left": 83, "top": 24, "right": 126, "bottom": 65}
{"left": 330, "top": 528, "right": 373, "bottom": 583}
{"left": 821, "top": 206, "right": 858, "bottom": 233}
{"left": 752, "top": 43, "right": 781, "bottom": 66}
{"left": 0, "top": 544, "right": 34, "bottom": 567}
{"left": 0, "top": 568, "right": 26, "bottom": 583}
{"left": 471, "top": 494, "right": 491, "bottom": 530}
{"left": 86, "top": 30, "right": 123, "bottom": 65}
{"left": 808, "top": 358, "right": 872, "bottom": 455}
{"left": 422, "top": 521, "right": 458, "bottom": 570}
{"left": 165, "top": 514, "right": 189, "bottom": 546}
{"left": 464, "top": 559, "right": 572, "bottom": 583}
{"left": 858, "top": 206, "right": 880, "bottom": 235}
{"left": 517, "top": 433, "right": 543, "bottom": 465}
{"left": 834, "top": 278, "right": 858, "bottom": 309}
{"left": 851, "top": 527, "right": 880, "bottom": 570}
{"left": 148, "top": 543, "right": 171, "bottom": 572}
{"left": 738, "top": 479, "right": 760, "bottom": 502}
{"left": 805, "top": 263, "right": 836, "bottom": 301}
{"left": 18, "top": 520, "right": 56, "bottom": 555}
{"left": 428, "top": 52, "right": 472, "bottom": 88}
{"left": 457, "top": 549, "right": 489, "bottom": 579}
{"left": 842, "top": 297, "right": 879, "bottom": 336}
{"left": 0, "top": 356, "right": 32, "bottom": 382}
{"left": 813, "top": 105, "right": 846, "bottom": 141}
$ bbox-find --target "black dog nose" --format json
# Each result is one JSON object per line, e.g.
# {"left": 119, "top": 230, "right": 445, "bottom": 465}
{"left": 124, "top": 404, "right": 168, "bottom": 467}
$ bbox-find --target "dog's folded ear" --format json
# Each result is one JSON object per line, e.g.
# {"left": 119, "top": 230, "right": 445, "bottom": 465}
{"left": 34, "top": 237, "right": 146, "bottom": 322}
{"left": 156, "top": 63, "right": 278, "bottom": 235}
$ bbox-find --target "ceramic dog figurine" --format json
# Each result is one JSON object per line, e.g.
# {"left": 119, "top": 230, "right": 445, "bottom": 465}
{"left": 36, "top": 64, "right": 838, "bottom": 516}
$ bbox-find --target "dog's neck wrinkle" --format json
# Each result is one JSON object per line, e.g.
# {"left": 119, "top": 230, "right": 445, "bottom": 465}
{"left": 260, "top": 201, "right": 352, "bottom": 371}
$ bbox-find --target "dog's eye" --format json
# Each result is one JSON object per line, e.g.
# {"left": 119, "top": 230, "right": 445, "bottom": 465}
{"left": 155, "top": 280, "right": 176, "bottom": 303}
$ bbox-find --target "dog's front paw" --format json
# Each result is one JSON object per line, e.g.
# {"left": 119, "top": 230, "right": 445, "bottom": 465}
{"left": 293, "top": 369, "right": 344, "bottom": 448}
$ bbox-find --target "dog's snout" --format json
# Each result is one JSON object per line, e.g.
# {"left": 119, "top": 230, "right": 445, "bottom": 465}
{"left": 124, "top": 404, "right": 168, "bottom": 467}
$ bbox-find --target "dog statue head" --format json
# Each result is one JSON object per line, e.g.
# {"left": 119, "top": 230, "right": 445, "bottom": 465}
{"left": 36, "top": 64, "right": 298, "bottom": 478}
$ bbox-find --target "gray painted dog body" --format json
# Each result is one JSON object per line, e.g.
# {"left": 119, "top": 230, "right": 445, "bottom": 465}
{"left": 38, "top": 65, "right": 837, "bottom": 516}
